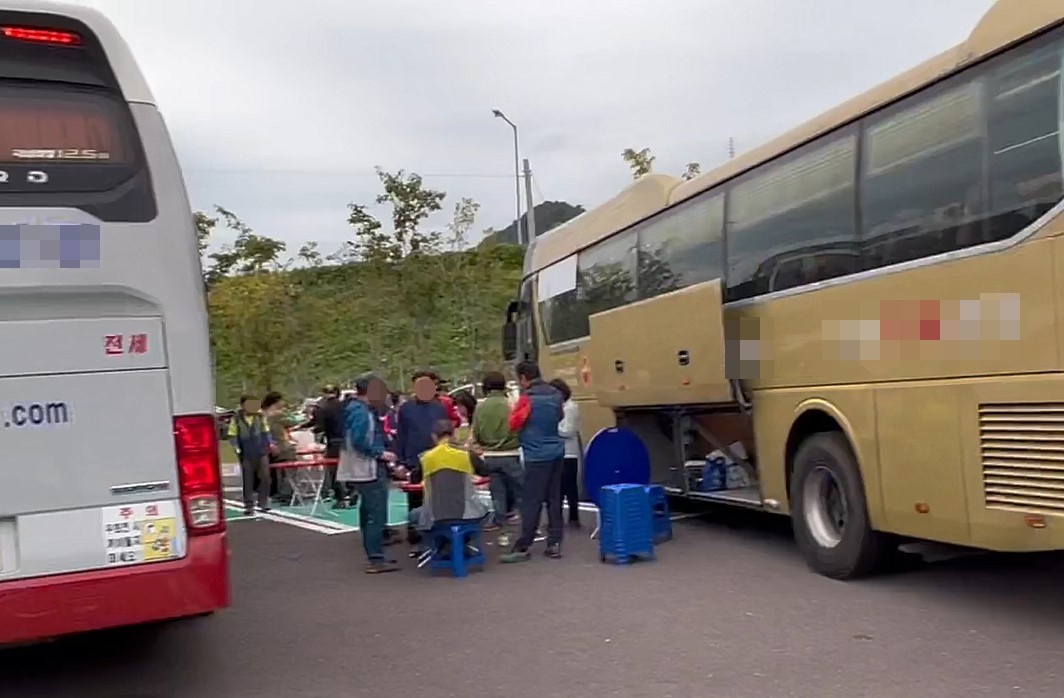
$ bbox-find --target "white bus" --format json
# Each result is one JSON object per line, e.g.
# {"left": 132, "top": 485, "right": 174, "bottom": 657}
{"left": 0, "top": 2, "right": 229, "bottom": 644}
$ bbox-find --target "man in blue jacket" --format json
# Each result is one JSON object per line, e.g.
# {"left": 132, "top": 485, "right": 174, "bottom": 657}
{"left": 344, "top": 374, "right": 401, "bottom": 574}
{"left": 396, "top": 372, "right": 449, "bottom": 548}
{"left": 500, "top": 361, "right": 566, "bottom": 563}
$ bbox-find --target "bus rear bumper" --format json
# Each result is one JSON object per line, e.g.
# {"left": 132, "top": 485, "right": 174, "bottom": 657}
{"left": 0, "top": 532, "right": 229, "bottom": 646}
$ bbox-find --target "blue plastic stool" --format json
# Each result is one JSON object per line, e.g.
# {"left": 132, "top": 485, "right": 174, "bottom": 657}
{"left": 427, "top": 521, "right": 486, "bottom": 578}
{"left": 598, "top": 484, "right": 655, "bottom": 565}
{"left": 644, "top": 485, "right": 672, "bottom": 543}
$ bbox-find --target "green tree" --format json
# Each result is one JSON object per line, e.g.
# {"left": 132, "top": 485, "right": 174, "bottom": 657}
{"left": 208, "top": 270, "right": 305, "bottom": 394}
{"left": 203, "top": 206, "right": 286, "bottom": 285}
{"left": 194, "top": 210, "right": 216, "bottom": 258}
{"left": 344, "top": 167, "right": 449, "bottom": 380}
{"left": 296, "top": 241, "right": 323, "bottom": 267}
{"left": 622, "top": 147, "right": 655, "bottom": 179}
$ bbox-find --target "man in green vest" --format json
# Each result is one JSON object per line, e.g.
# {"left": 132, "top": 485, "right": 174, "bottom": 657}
{"left": 228, "top": 394, "right": 274, "bottom": 516}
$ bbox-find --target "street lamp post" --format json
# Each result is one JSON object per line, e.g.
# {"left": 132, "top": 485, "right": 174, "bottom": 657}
{"left": 492, "top": 109, "right": 523, "bottom": 246}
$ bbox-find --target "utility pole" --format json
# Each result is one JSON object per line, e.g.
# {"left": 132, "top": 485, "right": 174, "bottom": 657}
{"left": 522, "top": 159, "right": 537, "bottom": 242}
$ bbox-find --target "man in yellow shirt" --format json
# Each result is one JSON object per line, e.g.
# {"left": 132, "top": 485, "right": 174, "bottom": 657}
{"left": 407, "top": 420, "right": 490, "bottom": 556}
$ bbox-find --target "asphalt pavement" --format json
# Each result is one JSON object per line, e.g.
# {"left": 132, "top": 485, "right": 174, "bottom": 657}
{"left": 2, "top": 507, "right": 1063, "bottom": 698}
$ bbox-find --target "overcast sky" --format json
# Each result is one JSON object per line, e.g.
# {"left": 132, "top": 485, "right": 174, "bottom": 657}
{"left": 69, "top": 0, "right": 996, "bottom": 257}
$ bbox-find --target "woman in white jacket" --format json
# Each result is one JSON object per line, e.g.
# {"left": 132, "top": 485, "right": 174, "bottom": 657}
{"left": 550, "top": 378, "right": 581, "bottom": 528}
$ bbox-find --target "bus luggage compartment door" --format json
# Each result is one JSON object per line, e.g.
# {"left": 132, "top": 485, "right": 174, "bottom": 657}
{"left": 587, "top": 279, "right": 733, "bottom": 408}
{"left": 0, "top": 316, "right": 189, "bottom": 581}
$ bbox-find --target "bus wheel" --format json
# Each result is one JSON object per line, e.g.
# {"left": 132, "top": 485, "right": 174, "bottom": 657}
{"left": 790, "top": 432, "right": 892, "bottom": 580}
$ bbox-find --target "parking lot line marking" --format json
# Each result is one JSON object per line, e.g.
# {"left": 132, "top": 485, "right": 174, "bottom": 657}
{"left": 222, "top": 499, "right": 342, "bottom": 534}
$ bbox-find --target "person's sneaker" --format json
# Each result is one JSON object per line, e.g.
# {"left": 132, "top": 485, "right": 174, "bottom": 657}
{"left": 497, "top": 533, "right": 512, "bottom": 548}
{"left": 506, "top": 511, "right": 520, "bottom": 524}
{"left": 258, "top": 505, "right": 271, "bottom": 513}
{"left": 544, "top": 544, "right": 562, "bottom": 559}
{"left": 365, "top": 560, "right": 400, "bottom": 574}
{"left": 483, "top": 522, "right": 502, "bottom": 533}
{"left": 332, "top": 500, "right": 348, "bottom": 510}
{"left": 499, "top": 548, "right": 531, "bottom": 564}
{"left": 533, "top": 528, "right": 547, "bottom": 542}
{"left": 243, "top": 507, "right": 254, "bottom": 516}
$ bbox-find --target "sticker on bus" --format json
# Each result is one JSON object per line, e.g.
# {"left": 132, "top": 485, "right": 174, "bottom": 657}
{"left": 102, "top": 500, "right": 183, "bottom": 567}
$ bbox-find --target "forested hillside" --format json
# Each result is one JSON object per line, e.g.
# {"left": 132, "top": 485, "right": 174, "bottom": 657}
{"left": 202, "top": 168, "right": 525, "bottom": 406}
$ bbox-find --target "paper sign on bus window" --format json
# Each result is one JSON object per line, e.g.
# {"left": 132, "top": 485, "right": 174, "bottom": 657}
{"left": 538, "top": 255, "right": 577, "bottom": 300}
{"left": 0, "top": 223, "right": 100, "bottom": 269}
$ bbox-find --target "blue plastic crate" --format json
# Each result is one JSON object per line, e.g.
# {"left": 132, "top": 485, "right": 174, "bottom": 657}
{"left": 598, "top": 484, "right": 655, "bottom": 564}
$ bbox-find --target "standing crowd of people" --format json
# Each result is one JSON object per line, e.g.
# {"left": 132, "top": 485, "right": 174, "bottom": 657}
{"left": 225, "top": 362, "right": 583, "bottom": 575}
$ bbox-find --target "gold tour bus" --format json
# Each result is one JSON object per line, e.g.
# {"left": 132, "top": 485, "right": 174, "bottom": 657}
{"left": 503, "top": 0, "right": 1064, "bottom": 579}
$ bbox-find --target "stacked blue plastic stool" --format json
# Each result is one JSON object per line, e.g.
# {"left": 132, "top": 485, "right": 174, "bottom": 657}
{"left": 428, "top": 521, "right": 486, "bottom": 578}
{"left": 644, "top": 485, "right": 672, "bottom": 543}
{"left": 598, "top": 483, "right": 655, "bottom": 565}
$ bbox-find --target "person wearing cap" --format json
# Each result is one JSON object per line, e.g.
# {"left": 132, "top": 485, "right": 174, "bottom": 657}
{"left": 342, "top": 373, "right": 403, "bottom": 574}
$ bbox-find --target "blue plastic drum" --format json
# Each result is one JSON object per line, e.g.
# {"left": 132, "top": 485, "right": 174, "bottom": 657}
{"left": 583, "top": 427, "right": 652, "bottom": 508}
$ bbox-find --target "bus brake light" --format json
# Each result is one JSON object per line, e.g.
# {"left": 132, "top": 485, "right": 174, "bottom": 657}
{"left": 174, "top": 414, "right": 225, "bottom": 535}
{"left": 1, "top": 26, "right": 82, "bottom": 46}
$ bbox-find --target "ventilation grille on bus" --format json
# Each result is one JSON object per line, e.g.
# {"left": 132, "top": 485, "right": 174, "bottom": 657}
{"left": 980, "top": 403, "right": 1064, "bottom": 515}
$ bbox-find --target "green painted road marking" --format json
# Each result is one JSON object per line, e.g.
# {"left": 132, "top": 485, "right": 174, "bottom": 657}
{"left": 225, "top": 505, "right": 253, "bottom": 522}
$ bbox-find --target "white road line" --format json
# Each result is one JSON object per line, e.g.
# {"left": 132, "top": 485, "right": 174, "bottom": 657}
{"left": 222, "top": 499, "right": 341, "bottom": 535}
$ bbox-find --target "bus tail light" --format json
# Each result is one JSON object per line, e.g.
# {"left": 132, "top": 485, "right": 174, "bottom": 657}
{"left": 1, "top": 26, "right": 82, "bottom": 46}
{"left": 174, "top": 414, "right": 225, "bottom": 535}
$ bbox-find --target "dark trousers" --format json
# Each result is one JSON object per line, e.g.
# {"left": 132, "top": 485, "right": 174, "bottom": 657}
{"left": 482, "top": 454, "right": 524, "bottom": 525}
{"left": 516, "top": 458, "right": 563, "bottom": 550}
{"left": 406, "top": 489, "right": 424, "bottom": 544}
{"left": 241, "top": 456, "right": 269, "bottom": 510}
{"left": 562, "top": 456, "right": 580, "bottom": 522}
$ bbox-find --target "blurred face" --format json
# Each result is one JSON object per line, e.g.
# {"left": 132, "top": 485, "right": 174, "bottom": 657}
{"left": 242, "top": 399, "right": 261, "bottom": 414}
{"left": 413, "top": 376, "right": 436, "bottom": 402}
{"left": 264, "top": 401, "right": 285, "bottom": 417}
{"left": 365, "top": 378, "right": 388, "bottom": 410}
{"left": 518, "top": 375, "right": 531, "bottom": 390}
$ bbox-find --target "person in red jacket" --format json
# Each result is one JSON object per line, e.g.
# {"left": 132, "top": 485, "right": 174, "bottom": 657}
{"left": 433, "top": 374, "right": 462, "bottom": 429}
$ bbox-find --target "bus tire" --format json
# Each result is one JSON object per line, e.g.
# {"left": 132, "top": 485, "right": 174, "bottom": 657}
{"left": 790, "top": 432, "right": 893, "bottom": 580}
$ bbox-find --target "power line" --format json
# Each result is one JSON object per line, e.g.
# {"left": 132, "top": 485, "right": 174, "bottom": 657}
{"left": 183, "top": 166, "right": 518, "bottom": 179}
{"left": 532, "top": 174, "right": 547, "bottom": 206}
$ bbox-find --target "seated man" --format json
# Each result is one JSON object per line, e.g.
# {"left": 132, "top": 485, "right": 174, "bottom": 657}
{"left": 408, "top": 419, "right": 490, "bottom": 559}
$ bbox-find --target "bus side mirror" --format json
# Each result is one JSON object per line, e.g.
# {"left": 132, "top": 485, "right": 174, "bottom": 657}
{"left": 502, "top": 322, "right": 517, "bottom": 361}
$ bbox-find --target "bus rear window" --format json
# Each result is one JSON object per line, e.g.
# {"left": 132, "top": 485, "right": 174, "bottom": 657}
{"left": 0, "top": 83, "right": 136, "bottom": 189}
{"left": 1, "top": 92, "right": 131, "bottom": 164}
{"left": 0, "top": 82, "right": 154, "bottom": 220}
